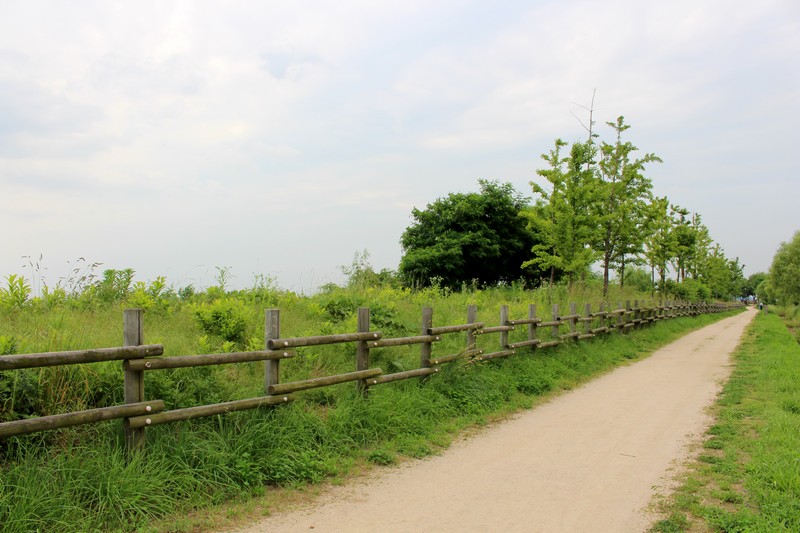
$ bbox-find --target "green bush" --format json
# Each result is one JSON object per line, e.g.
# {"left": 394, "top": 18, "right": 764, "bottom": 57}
{"left": 192, "top": 298, "right": 252, "bottom": 344}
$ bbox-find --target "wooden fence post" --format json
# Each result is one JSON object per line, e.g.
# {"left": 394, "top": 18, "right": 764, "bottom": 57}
{"left": 356, "top": 307, "right": 370, "bottom": 396}
{"left": 420, "top": 307, "right": 433, "bottom": 369}
{"left": 584, "top": 303, "right": 592, "bottom": 335}
{"left": 467, "top": 304, "right": 477, "bottom": 349}
{"left": 625, "top": 300, "right": 632, "bottom": 331}
{"left": 500, "top": 305, "right": 509, "bottom": 349}
{"left": 551, "top": 304, "right": 560, "bottom": 340}
{"left": 123, "top": 309, "right": 145, "bottom": 455}
{"left": 265, "top": 309, "right": 280, "bottom": 392}
{"left": 528, "top": 304, "right": 538, "bottom": 345}
{"left": 569, "top": 302, "right": 578, "bottom": 335}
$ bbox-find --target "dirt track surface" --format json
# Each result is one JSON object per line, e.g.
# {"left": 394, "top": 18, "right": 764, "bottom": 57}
{"left": 231, "top": 308, "right": 755, "bottom": 533}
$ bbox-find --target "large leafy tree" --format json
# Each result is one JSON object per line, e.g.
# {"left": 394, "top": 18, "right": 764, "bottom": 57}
{"left": 593, "top": 117, "right": 661, "bottom": 297}
{"left": 768, "top": 230, "right": 800, "bottom": 305}
{"left": 399, "top": 180, "right": 542, "bottom": 289}
{"left": 524, "top": 139, "right": 598, "bottom": 287}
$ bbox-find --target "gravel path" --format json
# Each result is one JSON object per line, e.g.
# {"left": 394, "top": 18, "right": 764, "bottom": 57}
{"left": 229, "top": 308, "right": 755, "bottom": 533}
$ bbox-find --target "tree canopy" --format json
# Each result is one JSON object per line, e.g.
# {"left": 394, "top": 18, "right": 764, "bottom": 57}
{"left": 399, "top": 180, "right": 543, "bottom": 289}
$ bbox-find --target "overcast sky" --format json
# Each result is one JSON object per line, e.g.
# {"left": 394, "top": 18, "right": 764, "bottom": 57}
{"left": 1, "top": 0, "right": 798, "bottom": 293}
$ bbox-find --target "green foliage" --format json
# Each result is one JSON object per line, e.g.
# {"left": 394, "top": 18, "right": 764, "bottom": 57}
{"left": 642, "top": 196, "right": 672, "bottom": 292}
{"left": 0, "top": 335, "right": 18, "bottom": 355}
{"left": 668, "top": 278, "right": 710, "bottom": 301}
{"left": 525, "top": 139, "right": 597, "bottom": 286}
{"left": 699, "top": 245, "right": 744, "bottom": 299}
{"left": 92, "top": 268, "right": 135, "bottom": 303}
{"left": 740, "top": 272, "right": 767, "bottom": 299}
{"left": 0, "top": 275, "right": 31, "bottom": 310}
{"left": 399, "top": 180, "right": 543, "bottom": 290}
{"left": 192, "top": 298, "right": 252, "bottom": 344}
{"left": 768, "top": 230, "right": 800, "bottom": 305}
{"left": 622, "top": 267, "right": 654, "bottom": 294}
{"left": 594, "top": 116, "right": 661, "bottom": 296}
{"left": 340, "top": 250, "right": 400, "bottom": 291}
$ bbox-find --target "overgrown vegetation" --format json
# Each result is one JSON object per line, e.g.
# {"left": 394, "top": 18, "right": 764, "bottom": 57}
{"left": 0, "top": 262, "right": 740, "bottom": 532}
{"left": 651, "top": 308, "right": 800, "bottom": 532}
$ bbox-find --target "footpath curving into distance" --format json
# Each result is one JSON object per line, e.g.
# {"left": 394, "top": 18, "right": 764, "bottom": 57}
{"left": 229, "top": 307, "right": 756, "bottom": 533}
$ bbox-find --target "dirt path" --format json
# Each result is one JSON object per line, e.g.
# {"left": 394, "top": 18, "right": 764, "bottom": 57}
{"left": 230, "top": 308, "right": 755, "bottom": 533}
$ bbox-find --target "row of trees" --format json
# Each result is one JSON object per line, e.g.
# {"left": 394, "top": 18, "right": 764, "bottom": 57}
{"left": 398, "top": 117, "right": 745, "bottom": 299}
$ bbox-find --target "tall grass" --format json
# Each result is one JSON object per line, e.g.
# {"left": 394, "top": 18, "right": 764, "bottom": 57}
{"left": 651, "top": 310, "right": 800, "bottom": 532}
{"left": 0, "top": 290, "right": 738, "bottom": 532}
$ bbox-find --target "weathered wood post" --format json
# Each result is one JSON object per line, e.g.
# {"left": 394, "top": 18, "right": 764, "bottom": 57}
{"left": 356, "top": 307, "right": 370, "bottom": 396}
{"left": 123, "top": 308, "right": 145, "bottom": 455}
{"left": 569, "top": 302, "right": 578, "bottom": 336}
{"left": 625, "top": 300, "right": 632, "bottom": 331}
{"left": 633, "top": 300, "right": 639, "bottom": 329}
{"left": 500, "top": 305, "right": 510, "bottom": 349}
{"left": 467, "top": 304, "right": 477, "bottom": 349}
{"left": 528, "top": 304, "right": 538, "bottom": 345}
{"left": 617, "top": 302, "right": 624, "bottom": 331}
{"left": 584, "top": 303, "right": 592, "bottom": 335}
{"left": 420, "top": 307, "right": 433, "bottom": 369}
{"left": 265, "top": 309, "right": 280, "bottom": 392}
{"left": 551, "top": 303, "right": 560, "bottom": 340}
{"left": 599, "top": 302, "right": 606, "bottom": 330}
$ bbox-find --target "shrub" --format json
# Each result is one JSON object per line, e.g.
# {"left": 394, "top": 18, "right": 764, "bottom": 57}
{"left": 192, "top": 298, "right": 252, "bottom": 344}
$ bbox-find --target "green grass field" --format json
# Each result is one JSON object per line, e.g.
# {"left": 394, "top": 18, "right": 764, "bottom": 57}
{"left": 652, "top": 308, "right": 800, "bottom": 532}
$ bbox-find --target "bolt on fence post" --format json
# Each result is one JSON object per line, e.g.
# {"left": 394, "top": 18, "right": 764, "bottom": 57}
{"left": 420, "top": 307, "right": 433, "bottom": 369}
{"left": 356, "top": 307, "right": 370, "bottom": 396}
{"left": 265, "top": 309, "right": 280, "bottom": 392}
{"left": 123, "top": 308, "right": 145, "bottom": 456}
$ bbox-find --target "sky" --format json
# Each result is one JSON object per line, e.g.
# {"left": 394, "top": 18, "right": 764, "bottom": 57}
{"left": 1, "top": 0, "right": 798, "bottom": 294}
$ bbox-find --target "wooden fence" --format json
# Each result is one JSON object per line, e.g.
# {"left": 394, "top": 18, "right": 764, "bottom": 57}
{"left": 0, "top": 300, "right": 742, "bottom": 453}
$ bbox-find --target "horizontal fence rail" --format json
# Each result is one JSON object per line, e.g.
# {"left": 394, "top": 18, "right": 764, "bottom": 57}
{"left": 0, "top": 344, "right": 164, "bottom": 371}
{"left": 0, "top": 300, "right": 743, "bottom": 454}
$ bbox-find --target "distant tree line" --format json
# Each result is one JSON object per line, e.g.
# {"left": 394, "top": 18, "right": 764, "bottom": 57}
{"left": 397, "top": 116, "right": 748, "bottom": 300}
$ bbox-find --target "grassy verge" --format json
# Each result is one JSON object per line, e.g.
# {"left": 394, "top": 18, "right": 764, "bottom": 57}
{"left": 651, "top": 310, "right": 800, "bottom": 532}
{"left": 0, "top": 308, "right": 739, "bottom": 533}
